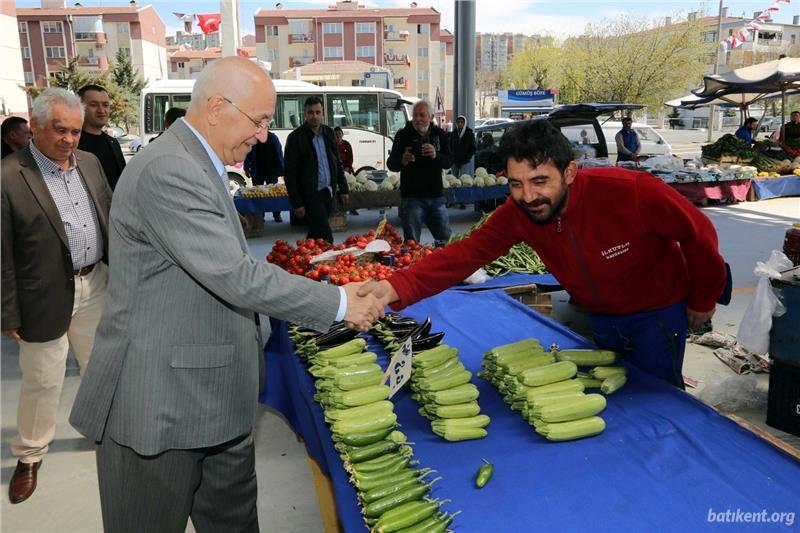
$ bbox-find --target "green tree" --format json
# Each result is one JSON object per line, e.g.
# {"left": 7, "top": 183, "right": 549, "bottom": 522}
{"left": 110, "top": 49, "right": 146, "bottom": 131}
{"left": 504, "top": 35, "right": 561, "bottom": 91}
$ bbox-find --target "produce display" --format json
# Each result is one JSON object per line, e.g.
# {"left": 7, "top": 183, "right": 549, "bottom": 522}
{"left": 266, "top": 224, "right": 434, "bottom": 282}
{"left": 478, "top": 339, "right": 628, "bottom": 441}
{"left": 239, "top": 183, "right": 288, "bottom": 198}
{"left": 448, "top": 212, "right": 547, "bottom": 276}
{"left": 288, "top": 323, "right": 460, "bottom": 532}
{"left": 345, "top": 168, "right": 509, "bottom": 193}
{"left": 442, "top": 167, "right": 508, "bottom": 189}
{"left": 371, "top": 314, "right": 490, "bottom": 442}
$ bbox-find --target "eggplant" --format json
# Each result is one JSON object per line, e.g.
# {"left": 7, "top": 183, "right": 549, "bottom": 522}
{"left": 411, "top": 331, "right": 445, "bottom": 352}
{"left": 398, "top": 317, "right": 432, "bottom": 342}
{"left": 314, "top": 327, "right": 359, "bottom": 349}
{"left": 384, "top": 315, "right": 419, "bottom": 331}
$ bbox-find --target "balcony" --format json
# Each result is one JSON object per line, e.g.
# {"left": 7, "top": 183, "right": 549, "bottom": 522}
{"left": 291, "top": 56, "right": 314, "bottom": 67}
{"left": 383, "top": 30, "right": 409, "bottom": 42}
{"left": 289, "top": 33, "right": 314, "bottom": 44}
{"left": 384, "top": 53, "right": 410, "bottom": 66}
{"left": 393, "top": 76, "right": 407, "bottom": 89}
{"left": 78, "top": 56, "right": 99, "bottom": 66}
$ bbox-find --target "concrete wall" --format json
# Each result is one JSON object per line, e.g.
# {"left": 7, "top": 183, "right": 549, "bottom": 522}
{"left": 0, "top": 6, "right": 28, "bottom": 118}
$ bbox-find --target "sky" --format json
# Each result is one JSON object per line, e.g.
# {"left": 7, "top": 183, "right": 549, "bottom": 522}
{"left": 14, "top": 0, "right": 800, "bottom": 38}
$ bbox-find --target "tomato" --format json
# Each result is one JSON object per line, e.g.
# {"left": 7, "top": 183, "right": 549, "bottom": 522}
{"left": 266, "top": 254, "right": 274, "bottom": 262}
{"left": 319, "top": 265, "right": 330, "bottom": 275}
{"left": 339, "top": 276, "right": 350, "bottom": 284}
{"left": 309, "top": 271, "right": 320, "bottom": 281}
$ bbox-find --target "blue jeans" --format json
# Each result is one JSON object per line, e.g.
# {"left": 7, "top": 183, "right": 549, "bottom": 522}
{"left": 451, "top": 157, "right": 474, "bottom": 178}
{"left": 400, "top": 197, "right": 452, "bottom": 244}
{"left": 586, "top": 301, "right": 687, "bottom": 388}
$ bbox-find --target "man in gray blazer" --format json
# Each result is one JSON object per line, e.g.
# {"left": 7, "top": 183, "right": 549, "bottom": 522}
{"left": 69, "top": 57, "right": 384, "bottom": 532}
{"left": 2, "top": 88, "right": 111, "bottom": 504}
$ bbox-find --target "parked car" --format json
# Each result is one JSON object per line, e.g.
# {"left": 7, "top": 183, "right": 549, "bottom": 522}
{"left": 127, "top": 136, "right": 142, "bottom": 152}
{"left": 474, "top": 117, "right": 515, "bottom": 128}
{"left": 474, "top": 103, "right": 650, "bottom": 169}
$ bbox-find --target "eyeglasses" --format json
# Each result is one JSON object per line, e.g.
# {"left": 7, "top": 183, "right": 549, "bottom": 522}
{"left": 220, "top": 96, "right": 269, "bottom": 134}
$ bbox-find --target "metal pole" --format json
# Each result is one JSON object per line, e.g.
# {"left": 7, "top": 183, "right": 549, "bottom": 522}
{"left": 707, "top": 0, "right": 724, "bottom": 142}
{"left": 453, "top": 0, "right": 476, "bottom": 126}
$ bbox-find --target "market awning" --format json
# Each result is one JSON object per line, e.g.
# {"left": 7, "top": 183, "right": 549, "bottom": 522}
{"left": 693, "top": 57, "right": 800, "bottom": 97}
{"left": 666, "top": 88, "right": 800, "bottom": 109}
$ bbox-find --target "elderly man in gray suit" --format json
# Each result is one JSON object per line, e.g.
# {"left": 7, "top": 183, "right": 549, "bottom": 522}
{"left": 69, "top": 57, "right": 384, "bottom": 532}
{"left": 2, "top": 88, "right": 111, "bottom": 504}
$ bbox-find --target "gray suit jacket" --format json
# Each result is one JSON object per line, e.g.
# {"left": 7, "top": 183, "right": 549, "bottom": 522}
{"left": 70, "top": 119, "right": 341, "bottom": 455}
{"left": 1, "top": 147, "right": 111, "bottom": 342}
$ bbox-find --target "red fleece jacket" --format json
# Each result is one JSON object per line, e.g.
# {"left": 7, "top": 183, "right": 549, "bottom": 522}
{"left": 389, "top": 167, "right": 726, "bottom": 315}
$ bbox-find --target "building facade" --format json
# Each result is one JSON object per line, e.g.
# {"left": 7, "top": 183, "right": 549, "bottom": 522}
{"left": 166, "top": 30, "right": 221, "bottom": 50}
{"left": 1, "top": 1, "right": 28, "bottom": 119}
{"left": 475, "top": 32, "right": 528, "bottom": 72}
{"left": 16, "top": 2, "right": 167, "bottom": 90}
{"left": 167, "top": 46, "right": 257, "bottom": 80}
{"left": 253, "top": 1, "right": 453, "bottom": 117}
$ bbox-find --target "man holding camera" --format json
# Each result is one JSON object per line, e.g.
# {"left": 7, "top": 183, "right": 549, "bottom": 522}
{"left": 387, "top": 100, "right": 452, "bottom": 244}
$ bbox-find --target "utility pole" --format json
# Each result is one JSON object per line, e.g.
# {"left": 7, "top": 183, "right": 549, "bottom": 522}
{"left": 220, "top": 0, "right": 240, "bottom": 57}
{"left": 707, "top": 0, "right": 724, "bottom": 142}
{"left": 453, "top": 0, "right": 476, "bottom": 126}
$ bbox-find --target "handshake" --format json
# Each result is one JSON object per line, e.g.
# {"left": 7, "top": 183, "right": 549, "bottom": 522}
{"left": 342, "top": 280, "right": 400, "bottom": 331}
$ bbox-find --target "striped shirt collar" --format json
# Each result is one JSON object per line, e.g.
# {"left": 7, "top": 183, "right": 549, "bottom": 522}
{"left": 181, "top": 118, "right": 226, "bottom": 179}
{"left": 29, "top": 141, "right": 78, "bottom": 175}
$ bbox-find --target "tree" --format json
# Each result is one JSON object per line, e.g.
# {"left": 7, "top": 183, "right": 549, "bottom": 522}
{"left": 504, "top": 35, "right": 561, "bottom": 91}
{"left": 557, "top": 15, "right": 712, "bottom": 114}
{"left": 475, "top": 70, "right": 501, "bottom": 117}
{"left": 110, "top": 49, "right": 146, "bottom": 131}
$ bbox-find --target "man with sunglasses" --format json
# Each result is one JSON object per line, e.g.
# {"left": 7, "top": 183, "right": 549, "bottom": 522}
{"left": 70, "top": 57, "right": 385, "bottom": 532}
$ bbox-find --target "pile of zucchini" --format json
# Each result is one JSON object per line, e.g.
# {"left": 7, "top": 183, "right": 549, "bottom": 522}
{"left": 478, "top": 339, "right": 627, "bottom": 441}
{"left": 289, "top": 323, "right": 460, "bottom": 532}
{"left": 372, "top": 314, "right": 490, "bottom": 442}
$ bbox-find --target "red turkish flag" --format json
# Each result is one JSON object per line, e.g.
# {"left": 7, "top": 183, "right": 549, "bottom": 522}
{"left": 197, "top": 13, "right": 221, "bottom": 35}
{"left": 237, "top": 48, "right": 250, "bottom": 58}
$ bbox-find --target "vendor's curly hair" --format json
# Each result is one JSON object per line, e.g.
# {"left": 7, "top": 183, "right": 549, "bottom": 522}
{"left": 498, "top": 119, "right": 573, "bottom": 174}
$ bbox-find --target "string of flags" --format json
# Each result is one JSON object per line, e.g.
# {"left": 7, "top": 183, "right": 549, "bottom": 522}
{"left": 173, "top": 12, "right": 222, "bottom": 36}
{"left": 721, "top": 0, "right": 792, "bottom": 49}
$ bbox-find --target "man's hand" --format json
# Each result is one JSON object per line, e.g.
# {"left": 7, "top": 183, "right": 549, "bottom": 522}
{"left": 357, "top": 280, "right": 399, "bottom": 307}
{"left": 338, "top": 193, "right": 349, "bottom": 209}
{"left": 342, "top": 282, "right": 386, "bottom": 331}
{"left": 3, "top": 330, "right": 21, "bottom": 341}
{"left": 401, "top": 146, "right": 415, "bottom": 166}
{"left": 294, "top": 206, "right": 306, "bottom": 218}
{"left": 421, "top": 143, "right": 436, "bottom": 159}
{"left": 687, "top": 306, "right": 715, "bottom": 329}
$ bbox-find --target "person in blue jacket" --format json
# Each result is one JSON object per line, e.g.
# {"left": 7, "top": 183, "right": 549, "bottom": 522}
{"left": 244, "top": 130, "right": 285, "bottom": 222}
{"left": 734, "top": 117, "right": 758, "bottom": 147}
{"left": 614, "top": 117, "right": 640, "bottom": 163}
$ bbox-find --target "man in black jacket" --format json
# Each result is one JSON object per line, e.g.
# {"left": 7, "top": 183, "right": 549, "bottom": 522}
{"left": 77, "top": 84, "right": 126, "bottom": 190}
{"left": 284, "top": 96, "right": 348, "bottom": 244}
{"left": 387, "top": 100, "right": 453, "bottom": 244}
{"left": 450, "top": 115, "right": 475, "bottom": 178}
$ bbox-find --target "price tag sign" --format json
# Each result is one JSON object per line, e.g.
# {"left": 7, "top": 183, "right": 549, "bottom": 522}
{"left": 383, "top": 337, "right": 413, "bottom": 399}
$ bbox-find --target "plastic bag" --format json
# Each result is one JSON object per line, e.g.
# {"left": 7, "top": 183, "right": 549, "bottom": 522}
{"left": 463, "top": 267, "right": 490, "bottom": 285}
{"left": 737, "top": 250, "right": 793, "bottom": 355}
{"left": 698, "top": 375, "right": 767, "bottom": 413}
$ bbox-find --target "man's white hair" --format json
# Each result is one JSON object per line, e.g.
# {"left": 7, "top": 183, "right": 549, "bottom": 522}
{"left": 413, "top": 100, "right": 434, "bottom": 118}
{"left": 31, "top": 88, "right": 83, "bottom": 125}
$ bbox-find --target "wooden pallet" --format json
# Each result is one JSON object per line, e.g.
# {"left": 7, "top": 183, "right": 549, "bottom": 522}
{"left": 502, "top": 284, "right": 553, "bottom": 316}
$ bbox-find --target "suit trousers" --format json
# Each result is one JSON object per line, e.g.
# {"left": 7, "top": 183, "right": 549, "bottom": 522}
{"left": 11, "top": 262, "right": 108, "bottom": 463}
{"left": 305, "top": 187, "right": 334, "bottom": 244}
{"left": 96, "top": 433, "right": 258, "bottom": 533}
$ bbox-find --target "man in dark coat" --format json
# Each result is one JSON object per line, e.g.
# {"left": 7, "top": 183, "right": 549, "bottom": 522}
{"left": 450, "top": 114, "right": 476, "bottom": 177}
{"left": 284, "top": 96, "right": 348, "bottom": 244}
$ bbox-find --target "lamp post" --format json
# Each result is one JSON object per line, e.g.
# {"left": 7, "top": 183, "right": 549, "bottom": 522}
{"left": 708, "top": 0, "right": 724, "bottom": 142}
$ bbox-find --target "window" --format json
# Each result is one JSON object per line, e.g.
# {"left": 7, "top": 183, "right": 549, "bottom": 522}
{"left": 86, "top": 48, "right": 94, "bottom": 58}
{"left": 119, "top": 47, "right": 131, "bottom": 57}
{"left": 21, "top": 47, "right": 30, "bottom": 59}
{"left": 118, "top": 24, "right": 129, "bottom": 33}
{"left": 46, "top": 46, "right": 65, "bottom": 58}
{"left": 324, "top": 46, "right": 343, "bottom": 58}
{"left": 351, "top": 79, "right": 364, "bottom": 86}
{"left": 702, "top": 31, "right": 717, "bottom": 42}
{"left": 19, "top": 21, "right": 27, "bottom": 33}
{"left": 24, "top": 72, "right": 34, "bottom": 85}
{"left": 418, "top": 69, "right": 428, "bottom": 81}
{"left": 356, "top": 22, "right": 375, "bottom": 34}
{"left": 417, "top": 47, "right": 428, "bottom": 57}
{"left": 323, "top": 23, "right": 342, "bottom": 34}
{"left": 267, "top": 25, "right": 279, "bottom": 37}
{"left": 274, "top": 93, "right": 323, "bottom": 129}
{"left": 268, "top": 49, "right": 279, "bottom": 61}
{"left": 75, "top": 32, "right": 92, "bottom": 40}
{"left": 417, "top": 23, "right": 429, "bottom": 35}
{"left": 43, "top": 21, "right": 64, "bottom": 33}
{"left": 177, "top": 61, "right": 185, "bottom": 69}
{"left": 417, "top": 92, "right": 428, "bottom": 100}
{"left": 326, "top": 93, "right": 379, "bottom": 131}
{"left": 386, "top": 109, "right": 406, "bottom": 137}
{"left": 356, "top": 46, "right": 375, "bottom": 58}
{"left": 288, "top": 19, "right": 312, "bottom": 35}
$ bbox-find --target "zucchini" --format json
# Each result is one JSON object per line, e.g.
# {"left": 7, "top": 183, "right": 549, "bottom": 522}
{"left": 430, "top": 414, "right": 491, "bottom": 430}
{"left": 535, "top": 416, "right": 606, "bottom": 441}
{"left": 364, "top": 481, "right": 434, "bottom": 518}
{"left": 331, "top": 426, "right": 393, "bottom": 447}
{"left": 329, "top": 385, "right": 390, "bottom": 407}
{"left": 576, "top": 377, "right": 604, "bottom": 389}
{"left": 591, "top": 366, "right": 628, "bottom": 380}
{"left": 524, "top": 379, "right": 585, "bottom": 402}
{"left": 431, "top": 425, "right": 487, "bottom": 441}
{"left": 531, "top": 393, "right": 607, "bottom": 423}
{"left": 332, "top": 412, "right": 397, "bottom": 435}
{"left": 601, "top": 374, "right": 627, "bottom": 395}
{"left": 346, "top": 438, "right": 402, "bottom": 463}
{"left": 416, "top": 369, "right": 472, "bottom": 392}
{"left": 518, "top": 361, "right": 578, "bottom": 387}
{"left": 371, "top": 499, "right": 447, "bottom": 533}
{"left": 325, "top": 400, "right": 394, "bottom": 422}
{"left": 555, "top": 349, "right": 618, "bottom": 367}
{"left": 424, "top": 401, "right": 480, "bottom": 419}
{"left": 426, "top": 383, "right": 479, "bottom": 405}
{"left": 315, "top": 338, "right": 366, "bottom": 359}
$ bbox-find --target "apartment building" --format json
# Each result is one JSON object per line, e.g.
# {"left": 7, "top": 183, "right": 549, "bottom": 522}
{"left": 253, "top": 0, "right": 454, "bottom": 117}
{"left": 168, "top": 46, "right": 257, "bottom": 80}
{"left": 475, "top": 32, "right": 529, "bottom": 72}
{"left": 166, "top": 30, "right": 221, "bottom": 50}
{"left": 16, "top": 1, "right": 167, "bottom": 90}
{"left": 1, "top": 2, "right": 27, "bottom": 119}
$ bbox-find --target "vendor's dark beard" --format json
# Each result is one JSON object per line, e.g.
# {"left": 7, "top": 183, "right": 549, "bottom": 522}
{"left": 516, "top": 187, "right": 569, "bottom": 224}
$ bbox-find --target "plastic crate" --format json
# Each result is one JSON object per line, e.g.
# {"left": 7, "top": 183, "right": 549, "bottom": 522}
{"left": 766, "top": 357, "right": 800, "bottom": 437}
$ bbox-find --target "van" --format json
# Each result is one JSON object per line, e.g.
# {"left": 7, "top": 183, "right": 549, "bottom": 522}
{"left": 600, "top": 121, "right": 673, "bottom": 160}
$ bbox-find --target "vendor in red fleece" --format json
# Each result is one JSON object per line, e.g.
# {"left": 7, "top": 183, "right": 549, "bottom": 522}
{"left": 362, "top": 120, "right": 726, "bottom": 388}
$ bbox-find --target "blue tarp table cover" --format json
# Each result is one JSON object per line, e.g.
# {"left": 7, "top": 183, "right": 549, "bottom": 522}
{"left": 233, "top": 196, "right": 293, "bottom": 214}
{"left": 453, "top": 272, "right": 560, "bottom": 291}
{"left": 260, "top": 289, "right": 800, "bottom": 532}
{"left": 751, "top": 176, "right": 800, "bottom": 200}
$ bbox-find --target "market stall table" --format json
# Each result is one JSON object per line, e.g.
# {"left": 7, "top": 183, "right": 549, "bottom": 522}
{"left": 259, "top": 289, "right": 800, "bottom": 532}
{"left": 668, "top": 178, "right": 752, "bottom": 204}
{"left": 233, "top": 195, "right": 293, "bottom": 214}
{"left": 751, "top": 175, "right": 800, "bottom": 200}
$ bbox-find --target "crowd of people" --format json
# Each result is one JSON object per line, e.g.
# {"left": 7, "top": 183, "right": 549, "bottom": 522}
{"left": 1, "top": 56, "right": 728, "bottom": 531}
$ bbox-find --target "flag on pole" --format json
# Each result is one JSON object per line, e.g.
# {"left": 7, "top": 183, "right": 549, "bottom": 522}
{"left": 173, "top": 12, "right": 194, "bottom": 34}
{"left": 197, "top": 13, "right": 221, "bottom": 35}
